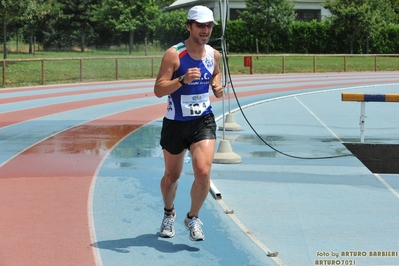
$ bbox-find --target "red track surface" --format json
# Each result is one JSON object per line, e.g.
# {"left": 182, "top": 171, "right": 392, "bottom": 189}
{"left": 0, "top": 86, "right": 165, "bottom": 266}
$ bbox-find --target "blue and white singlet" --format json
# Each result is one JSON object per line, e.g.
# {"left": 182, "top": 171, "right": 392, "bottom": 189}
{"left": 165, "top": 41, "right": 215, "bottom": 121}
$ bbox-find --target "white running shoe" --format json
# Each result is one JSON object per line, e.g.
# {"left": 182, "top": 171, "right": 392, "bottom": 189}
{"left": 160, "top": 213, "right": 175, "bottom": 238}
{"left": 184, "top": 215, "right": 204, "bottom": 241}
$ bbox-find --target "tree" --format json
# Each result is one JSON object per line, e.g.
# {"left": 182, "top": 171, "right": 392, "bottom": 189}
{"left": 21, "top": 0, "right": 57, "bottom": 54}
{"left": 0, "top": 0, "right": 27, "bottom": 58}
{"left": 324, "top": 0, "right": 396, "bottom": 54}
{"left": 137, "top": 1, "right": 161, "bottom": 54}
{"left": 154, "top": 9, "right": 187, "bottom": 49}
{"left": 58, "top": 0, "right": 100, "bottom": 52}
{"left": 154, "top": 0, "right": 174, "bottom": 9}
{"left": 93, "top": 0, "right": 160, "bottom": 54}
{"left": 239, "top": 0, "right": 295, "bottom": 54}
{"left": 389, "top": 0, "right": 399, "bottom": 22}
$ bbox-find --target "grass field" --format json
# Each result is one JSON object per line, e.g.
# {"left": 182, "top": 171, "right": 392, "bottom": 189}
{"left": 1, "top": 48, "right": 399, "bottom": 88}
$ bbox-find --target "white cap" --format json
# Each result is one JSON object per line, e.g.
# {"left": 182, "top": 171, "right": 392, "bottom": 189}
{"left": 188, "top": 5, "right": 218, "bottom": 25}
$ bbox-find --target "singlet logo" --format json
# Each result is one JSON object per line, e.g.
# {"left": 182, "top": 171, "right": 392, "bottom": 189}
{"left": 204, "top": 57, "right": 213, "bottom": 68}
{"left": 189, "top": 72, "right": 211, "bottom": 86}
{"left": 202, "top": 72, "right": 210, "bottom": 81}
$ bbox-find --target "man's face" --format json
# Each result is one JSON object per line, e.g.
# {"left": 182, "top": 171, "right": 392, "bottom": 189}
{"left": 189, "top": 21, "right": 214, "bottom": 45}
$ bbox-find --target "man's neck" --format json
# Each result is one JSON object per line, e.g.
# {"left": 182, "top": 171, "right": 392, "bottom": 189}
{"left": 185, "top": 39, "right": 206, "bottom": 60}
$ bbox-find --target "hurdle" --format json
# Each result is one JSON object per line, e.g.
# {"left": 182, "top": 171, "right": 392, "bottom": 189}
{"left": 342, "top": 92, "right": 399, "bottom": 142}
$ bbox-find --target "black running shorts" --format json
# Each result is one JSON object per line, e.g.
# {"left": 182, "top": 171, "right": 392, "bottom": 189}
{"left": 160, "top": 113, "right": 217, "bottom": 155}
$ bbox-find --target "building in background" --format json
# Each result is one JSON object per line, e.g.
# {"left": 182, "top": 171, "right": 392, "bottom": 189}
{"left": 166, "top": 0, "right": 330, "bottom": 22}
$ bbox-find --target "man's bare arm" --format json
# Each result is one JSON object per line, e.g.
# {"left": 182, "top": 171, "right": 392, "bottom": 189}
{"left": 211, "top": 49, "right": 223, "bottom": 98}
{"left": 154, "top": 48, "right": 181, "bottom": 98}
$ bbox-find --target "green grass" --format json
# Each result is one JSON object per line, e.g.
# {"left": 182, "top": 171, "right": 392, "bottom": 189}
{"left": 2, "top": 53, "right": 164, "bottom": 87}
{"left": 1, "top": 50, "right": 399, "bottom": 88}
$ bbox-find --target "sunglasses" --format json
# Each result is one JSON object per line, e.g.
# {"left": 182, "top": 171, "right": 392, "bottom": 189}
{"left": 194, "top": 22, "right": 214, "bottom": 29}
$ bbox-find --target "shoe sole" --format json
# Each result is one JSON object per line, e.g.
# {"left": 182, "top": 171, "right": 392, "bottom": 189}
{"left": 160, "top": 231, "right": 175, "bottom": 238}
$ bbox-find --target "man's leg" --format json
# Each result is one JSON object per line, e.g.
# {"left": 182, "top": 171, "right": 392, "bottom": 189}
{"left": 183, "top": 139, "right": 215, "bottom": 241}
{"left": 160, "top": 149, "right": 186, "bottom": 211}
{"left": 159, "top": 149, "right": 185, "bottom": 238}
{"left": 188, "top": 139, "right": 215, "bottom": 217}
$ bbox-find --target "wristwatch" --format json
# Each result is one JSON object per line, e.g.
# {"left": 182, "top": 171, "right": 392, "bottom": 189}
{"left": 178, "top": 75, "right": 186, "bottom": 85}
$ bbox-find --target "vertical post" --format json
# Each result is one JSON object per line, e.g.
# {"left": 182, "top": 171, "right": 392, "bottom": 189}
{"left": 145, "top": 38, "right": 148, "bottom": 56}
{"left": 115, "top": 58, "right": 119, "bottom": 80}
{"left": 256, "top": 38, "right": 259, "bottom": 60}
{"left": 344, "top": 56, "right": 347, "bottom": 72}
{"left": 41, "top": 59, "right": 45, "bottom": 85}
{"left": 151, "top": 57, "right": 154, "bottom": 78}
{"left": 79, "top": 58, "right": 83, "bottom": 82}
{"left": 3, "top": 60, "right": 6, "bottom": 88}
{"left": 16, "top": 29, "right": 19, "bottom": 53}
{"left": 359, "top": 102, "right": 366, "bottom": 143}
{"left": 250, "top": 57, "right": 253, "bottom": 74}
{"left": 3, "top": 16, "right": 7, "bottom": 59}
{"left": 313, "top": 55, "right": 316, "bottom": 73}
{"left": 282, "top": 56, "right": 285, "bottom": 74}
{"left": 2, "top": 61, "right": 5, "bottom": 87}
{"left": 374, "top": 56, "right": 377, "bottom": 72}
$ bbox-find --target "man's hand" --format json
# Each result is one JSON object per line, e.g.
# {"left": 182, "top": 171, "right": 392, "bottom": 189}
{"left": 184, "top": 68, "right": 201, "bottom": 84}
{"left": 211, "top": 83, "right": 224, "bottom": 98}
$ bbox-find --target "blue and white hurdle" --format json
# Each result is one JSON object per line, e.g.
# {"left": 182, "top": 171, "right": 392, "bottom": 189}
{"left": 342, "top": 92, "right": 399, "bottom": 142}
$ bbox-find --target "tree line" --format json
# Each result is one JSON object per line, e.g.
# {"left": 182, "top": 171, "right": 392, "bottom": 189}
{"left": 1, "top": 0, "right": 399, "bottom": 59}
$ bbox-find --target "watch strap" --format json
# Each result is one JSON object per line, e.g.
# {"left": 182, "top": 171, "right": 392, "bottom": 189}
{"left": 178, "top": 75, "right": 186, "bottom": 85}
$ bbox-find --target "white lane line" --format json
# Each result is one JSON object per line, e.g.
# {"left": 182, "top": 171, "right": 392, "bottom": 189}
{"left": 212, "top": 189, "right": 286, "bottom": 266}
{"left": 88, "top": 166, "right": 104, "bottom": 266}
{"left": 374, "top": 174, "right": 399, "bottom": 200}
{"left": 294, "top": 96, "right": 344, "bottom": 143}
{"left": 88, "top": 128, "right": 132, "bottom": 266}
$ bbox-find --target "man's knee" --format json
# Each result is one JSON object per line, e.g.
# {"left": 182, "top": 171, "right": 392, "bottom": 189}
{"left": 164, "top": 170, "right": 181, "bottom": 183}
{"left": 194, "top": 172, "right": 210, "bottom": 186}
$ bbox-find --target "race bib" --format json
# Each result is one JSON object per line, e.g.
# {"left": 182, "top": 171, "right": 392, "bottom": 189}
{"left": 181, "top": 93, "right": 210, "bottom": 117}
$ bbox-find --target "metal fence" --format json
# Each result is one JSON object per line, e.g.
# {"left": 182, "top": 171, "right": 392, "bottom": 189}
{"left": 1, "top": 54, "right": 399, "bottom": 88}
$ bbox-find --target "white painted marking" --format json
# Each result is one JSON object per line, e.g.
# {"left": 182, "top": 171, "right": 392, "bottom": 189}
{"left": 214, "top": 195, "right": 286, "bottom": 266}
{"left": 294, "top": 96, "right": 344, "bottom": 143}
{"left": 374, "top": 174, "right": 399, "bottom": 200}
